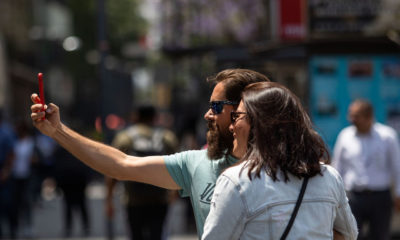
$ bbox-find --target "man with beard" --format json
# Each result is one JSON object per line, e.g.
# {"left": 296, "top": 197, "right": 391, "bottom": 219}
{"left": 29, "top": 69, "right": 270, "bottom": 238}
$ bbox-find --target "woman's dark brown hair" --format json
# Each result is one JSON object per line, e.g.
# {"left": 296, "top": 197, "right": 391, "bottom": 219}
{"left": 241, "top": 82, "right": 330, "bottom": 182}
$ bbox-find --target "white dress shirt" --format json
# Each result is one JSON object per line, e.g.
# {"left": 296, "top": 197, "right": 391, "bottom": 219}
{"left": 332, "top": 123, "right": 400, "bottom": 195}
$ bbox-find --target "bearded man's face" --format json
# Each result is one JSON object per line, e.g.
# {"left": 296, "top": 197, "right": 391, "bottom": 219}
{"left": 206, "top": 120, "right": 233, "bottom": 159}
{"left": 203, "top": 82, "right": 235, "bottom": 160}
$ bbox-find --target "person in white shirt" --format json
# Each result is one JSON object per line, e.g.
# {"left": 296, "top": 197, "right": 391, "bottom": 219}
{"left": 202, "top": 82, "right": 357, "bottom": 240}
{"left": 332, "top": 99, "right": 400, "bottom": 240}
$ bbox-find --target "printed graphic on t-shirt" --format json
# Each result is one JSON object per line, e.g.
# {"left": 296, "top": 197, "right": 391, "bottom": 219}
{"left": 200, "top": 183, "right": 215, "bottom": 204}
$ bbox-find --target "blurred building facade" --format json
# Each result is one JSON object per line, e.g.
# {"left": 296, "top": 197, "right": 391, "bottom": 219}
{"left": 0, "top": 0, "right": 400, "bottom": 148}
{"left": 158, "top": 0, "right": 400, "bottom": 150}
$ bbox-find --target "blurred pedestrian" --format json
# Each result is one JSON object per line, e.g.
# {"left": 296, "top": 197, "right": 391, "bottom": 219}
{"left": 31, "top": 131, "right": 56, "bottom": 204}
{"left": 53, "top": 145, "right": 91, "bottom": 237}
{"left": 0, "top": 109, "right": 16, "bottom": 239}
{"left": 106, "top": 105, "right": 179, "bottom": 240}
{"left": 30, "top": 69, "right": 270, "bottom": 238}
{"left": 11, "top": 121, "right": 36, "bottom": 238}
{"left": 332, "top": 99, "right": 400, "bottom": 240}
{"left": 202, "top": 82, "right": 357, "bottom": 240}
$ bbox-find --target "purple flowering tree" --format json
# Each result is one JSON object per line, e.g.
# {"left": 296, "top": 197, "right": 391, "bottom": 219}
{"left": 160, "top": 0, "right": 268, "bottom": 49}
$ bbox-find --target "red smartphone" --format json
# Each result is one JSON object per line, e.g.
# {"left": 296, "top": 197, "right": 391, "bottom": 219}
{"left": 38, "top": 73, "right": 45, "bottom": 119}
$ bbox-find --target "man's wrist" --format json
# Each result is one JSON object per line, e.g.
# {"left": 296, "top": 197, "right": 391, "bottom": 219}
{"left": 51, "top": 122, "right": 65, "bottom": 139}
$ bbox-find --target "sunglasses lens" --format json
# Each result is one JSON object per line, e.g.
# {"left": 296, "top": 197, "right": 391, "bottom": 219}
{"left": 231, "top": 111, "right": 246, "bottom": 123}
{"left": 211, "top": 102, "right": 223, "bottom": 114}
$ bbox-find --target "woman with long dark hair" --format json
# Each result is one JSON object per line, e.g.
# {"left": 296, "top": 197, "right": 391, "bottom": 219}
{"left": 202, "top": 82, "right": 357, "bottom": 240}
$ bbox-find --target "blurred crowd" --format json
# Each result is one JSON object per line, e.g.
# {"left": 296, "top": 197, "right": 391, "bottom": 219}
{"left": 0, "top": 109, "right": 58, "bottom": 238}
{"left": 0, "top": 110, "right": 99, "bottom": 239}
{"left": 0, "top": 108, "right": 199, "bottom": 239}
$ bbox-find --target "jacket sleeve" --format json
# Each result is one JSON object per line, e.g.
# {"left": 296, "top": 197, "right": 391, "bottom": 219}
{"left": 334, "top": 173, "right": 358, "bottom": 240}
{"left": 202, "top": 174, "right": 246, "bottom": 240}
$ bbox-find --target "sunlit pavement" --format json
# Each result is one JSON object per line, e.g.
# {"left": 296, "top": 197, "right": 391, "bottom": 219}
{"left": 4, "top": 180, "right": 197, "bottom": 240}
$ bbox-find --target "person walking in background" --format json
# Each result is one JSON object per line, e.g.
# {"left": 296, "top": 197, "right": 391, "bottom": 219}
{"left": 29, "top": 69, "right": 270, "bottom": 238}
{"left": 53, "top": 145, "right": 92, "bottom": 237}
{"left": 332, "top": 99, "right": 400, "bottom": 240}
{"left": 11, "top": 121, "right": 36, "bottom": 238}
{"left": 105, "top": 105, "right": 179, "bottom": 240}
{"left": 202, "top": 82, "right": 357, "bottom": 240}
{"left": 0, "top": 109, "right": 16, "bottom": 239}
{"left": 31, "top": 131, "right": 56, "bottom": 205}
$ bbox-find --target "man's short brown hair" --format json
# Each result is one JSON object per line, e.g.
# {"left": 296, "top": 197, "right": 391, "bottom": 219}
{"left": 207, "top": 69, "right": 271, "bottom": 102}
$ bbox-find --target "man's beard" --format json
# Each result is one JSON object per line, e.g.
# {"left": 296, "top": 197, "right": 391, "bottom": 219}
{"left": 206, "top": 121, "right": 233, "bottom": 160}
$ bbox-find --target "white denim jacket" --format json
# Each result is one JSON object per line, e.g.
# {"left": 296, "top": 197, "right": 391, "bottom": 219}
{"left": 202, "top": 163, "right": 358, "bottom": 240}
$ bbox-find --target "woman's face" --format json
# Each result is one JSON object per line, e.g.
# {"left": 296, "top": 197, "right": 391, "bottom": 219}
{"left": 229, "top": 101, "right": 250, "bottom": 159}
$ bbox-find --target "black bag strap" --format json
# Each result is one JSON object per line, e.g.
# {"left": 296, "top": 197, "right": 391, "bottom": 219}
{"left": 280, "top": 176, "right": 309, "bottom": 240}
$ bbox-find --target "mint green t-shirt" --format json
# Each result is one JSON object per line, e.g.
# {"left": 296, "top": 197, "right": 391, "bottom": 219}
{"left": 164, "top": 149, "right": 238, "bottom": 238}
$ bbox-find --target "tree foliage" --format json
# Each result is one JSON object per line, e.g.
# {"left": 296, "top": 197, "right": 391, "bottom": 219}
{"left": 67, "top": 0, "right": 147, "bottom": 57}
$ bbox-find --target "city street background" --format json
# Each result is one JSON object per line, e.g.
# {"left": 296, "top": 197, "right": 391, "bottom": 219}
{"left": 19, "top": 179, "right": 197, "bottom": 240}
{"left": 1, "top": 0, "right": 400, "bottom": 239}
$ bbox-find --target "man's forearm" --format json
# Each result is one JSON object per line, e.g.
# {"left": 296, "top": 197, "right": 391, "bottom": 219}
{"left": 30, "top": 100, "right": 179, "bottom": 189}
{"left": 52, "top": 123, "right": 128, "bottom": 179}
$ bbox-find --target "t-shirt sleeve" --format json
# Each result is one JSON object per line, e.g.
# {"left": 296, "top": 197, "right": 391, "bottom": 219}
{"left": 164, "top": 151, "right": 193, "bottom": 197}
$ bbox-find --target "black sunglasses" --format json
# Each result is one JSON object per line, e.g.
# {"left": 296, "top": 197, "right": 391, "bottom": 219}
{"left": 209, "top": 100, "right": 238, "bottom": 114}
{"left": 231, "top": 111, "right": 247, "bottom": 123}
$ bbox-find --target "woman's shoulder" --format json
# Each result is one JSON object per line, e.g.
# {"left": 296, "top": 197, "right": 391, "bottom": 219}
{"left": 221, "top": 161, "right": 246, "bottom": 179}
{"left": 321, "top": 164, "right": 340, "bottom": 175}
{"left": 220, "top": 161, "right": 266, "bottom": 187}
{"left": 319, "top": 164, "right": 343, "bottom": 185}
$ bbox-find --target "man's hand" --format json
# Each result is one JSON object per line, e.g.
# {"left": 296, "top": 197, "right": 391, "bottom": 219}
{"left": 0, "top": 169, "right": 10, "bottom": 183}
{"left": 333, "top": 230, "right": 345, "bottom": 240}
{"left": 105, "top": 177, "right": 116, "bottom": 219}
{"left": 30, "top": 93, "right": 62, "bottom": 137}
{"left": 394, "top": 196, "right": 400, "bottom": 212}
{"left": 105, "top": 198, "right": 115, "bottom": 219}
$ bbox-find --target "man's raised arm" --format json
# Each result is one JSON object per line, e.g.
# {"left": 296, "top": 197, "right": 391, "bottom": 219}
{"left": 30, "top": 93, "right": 180, "bottom": 190}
